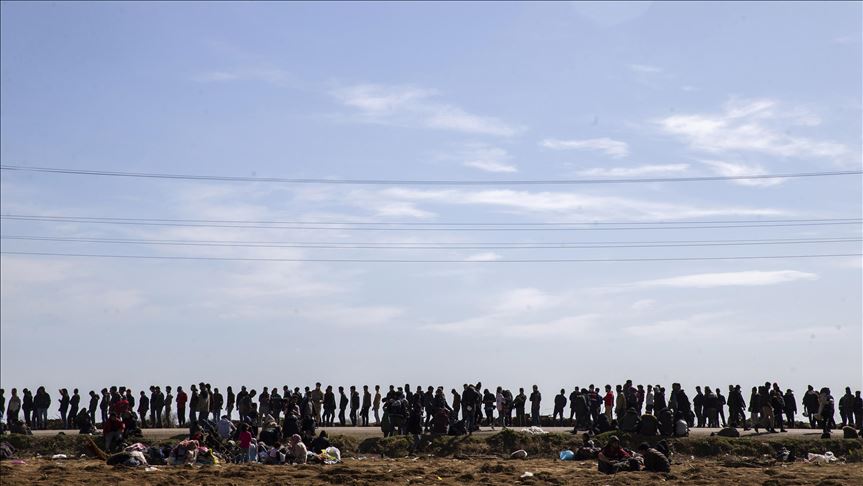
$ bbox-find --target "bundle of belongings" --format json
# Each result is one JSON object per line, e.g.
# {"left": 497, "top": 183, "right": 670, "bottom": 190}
{"left": 6, "top": 420, "right": 32, "bottom": 435}
{"left": 106, "top": 443, "right": 178, "bottom": 467}
{"left": 164, "top": 439, "right": 223, "bottom": 466}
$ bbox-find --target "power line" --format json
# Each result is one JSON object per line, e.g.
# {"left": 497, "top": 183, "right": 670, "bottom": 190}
{"left": 3, "top": 215, "right": 860, "bottom": 231}
{"left": 3, "top": 235, "right": 860, "bottom": 250}
{"left": 2, "top": 214, "right": 860, "bottom": 226}
{"left": 2, "top": 164, "right": 861, "bottom": 185}
{"left": 1, "top": 250, "right": 859, "bottom": 263}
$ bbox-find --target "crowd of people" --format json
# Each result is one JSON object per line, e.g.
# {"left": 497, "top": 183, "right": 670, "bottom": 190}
{"left": 1, "top": 381, "right": 861, "bottom": 473}
{"left": 2, "top": 381, "right": 860, "bottom": 437}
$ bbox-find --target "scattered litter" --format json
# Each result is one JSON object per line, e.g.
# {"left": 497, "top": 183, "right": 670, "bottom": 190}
{"left": 559, "top": 450, "right": 575, "bottom": 461}
{"left": 806, "top": 452, "right": 839, "bottom": 464}
{"left": 520, "top": 471, "right": 534, "bottom": 478}
{"left": 520, "top": 426, "right": 547, "bottom": 435}
{"left": 10, "top": 460, "right": 26, "bottom": 465}
{"left": 510, "top": 449, "right": 528, "bottom": 459}
{"left": 51, "top": 454, "right": 68, "bottom": 460}
{"left": 320, "top": 446, "right": 341, "bottom": 465}
{"left": 145, "top": 466, "right": 161, "bottom": 472}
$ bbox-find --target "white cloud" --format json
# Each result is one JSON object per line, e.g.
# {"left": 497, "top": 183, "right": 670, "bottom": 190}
{"left": 656, "top": 98, "right": 849, "bottom": 159}
{"left": 629, "top": 63, "right": 663, "bottom": 74}
{"left": 331, "top": 84, "right": 523, "bottom": 136}
{"left": 495, "top": 288, "right": 557, "bottom": 313}
{"left": 624, "top": 312, "right": 730, "bottom": 339}
{"left": 634, "top": 270, "right": 818, "bottom": 289}
{"left": 193, "top": 67, "right": 293, "bottom": 85}
{"left": 379, "top": 187, "right": 786, "bottom": 220}
{"left": 465, "top": 252, "right": 502, "bottom": 261}
{"left": 462, "top": 145, "right": 517, "bottom": 173}
{"left": 373, "top": 201, "right": 436, "bottom": 219}
{"left": 631, "top": 299, "right": 656, "bottom": 311}
{"left": 576, "top": 164, "right": 689, "bottom": 177}
{"left": 701, "top": 160, "right": 784, "bottom": 187}
{"left": 540, "top": 137, "right": 630, "bottom": 158}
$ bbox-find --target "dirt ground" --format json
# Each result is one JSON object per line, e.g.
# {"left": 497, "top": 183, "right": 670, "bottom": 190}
{"left": 1, "top": 456, "right": 861, "bottom": 486}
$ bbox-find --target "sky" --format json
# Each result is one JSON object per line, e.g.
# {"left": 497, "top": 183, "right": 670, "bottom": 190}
{"left": 1, "top": 1, "right": 861, "bottom": 412}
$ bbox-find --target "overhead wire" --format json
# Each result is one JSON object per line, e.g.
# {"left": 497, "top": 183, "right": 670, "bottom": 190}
{"left": 2, "top": 164, "right": 861, "bottom": 185}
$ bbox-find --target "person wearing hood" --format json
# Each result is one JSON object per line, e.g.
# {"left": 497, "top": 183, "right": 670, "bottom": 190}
{"left": 33, "top": 387, "right": 51, "bottom": 430}
{"left": 839, "top": 387, "right": 855, "bottom": 427}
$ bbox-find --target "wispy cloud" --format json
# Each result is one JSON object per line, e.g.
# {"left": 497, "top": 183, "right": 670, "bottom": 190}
{"left": 379, "top": 187, "right": 786, "bottom": 220}
{"left": 461, "top": 144, "right": 517, "bottom": 173}
{"left": 192, "top": 67, "right": 294, "bottom": 86}
{"left": 464, "top": 252, "right": 502, "bottom": 261}
{"left": 576, "top": 164, "right": 689, "bottom": 177}
{"left": 701, "top": 160, "right": 784, "bottom": 187}
{"left": 540, "top": 137, "right": 630, "bottom": 158}
{"left": 634, "top": 270, "right": 818, "bottom": 289}
{"left": 629, "top": 63, "right": 663, "bottom": 74}
{"left": 331, "top": 84, "right": 523, "bottom": 136}
{"left": 656, "top": 98, "right": 849, "bottom": 160}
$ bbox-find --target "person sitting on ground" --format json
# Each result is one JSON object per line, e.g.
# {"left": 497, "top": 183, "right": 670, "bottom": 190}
{"left": 619, "top": 407, "right": 641, "bottom": 432}
{"left": 217, "top": 415, "right": 235, "bottom": 440}
{"left": 103, "top": 412, "right": 125, "bottom": 452}
{"left": 574, "top": 432, "right": 601, "bottom": 460}
{"left": 75, "top": 408, "right": 94, "bottom": 434}
{"left": 597, "top": 435, "right": 639, "bottom": 474}
{"left": 674, "top": 411, "right": 689, "bottom": 437}
{"left": 594, "top": 412, "right": 613, "bottom": 433}
{"left": 288, "top": 434, "right": 308, "bottom": 464}
{"left": 8, "top": 419, "right": 32, "bottom": 435}
{"left": 637, "top": 442, "right": 671, "bottom": 472}
{"left": 311, "top": 430, "right": 331, "bottom": 453}
{"left": 638, "top": 411, "right": 659, "bottom": 436}
{"left": 657, "top": 407, "right": 674, "bottom": 436}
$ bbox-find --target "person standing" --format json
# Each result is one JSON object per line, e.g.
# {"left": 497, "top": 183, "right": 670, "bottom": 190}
{"left": 853, "top": 390, "right": 863, "bottom": 430}
{"left": 176, "top": 386, "right": 188, "bottom": 425}
{"left": 58, "top": 389, "right": 70, "bottom": 429}
{"left": 784, "top": 389, "right": 797, "bottom": 428}
{"left": 197, "top": 383, "right": 210, "bottom": 423}
{"left": 151, "top": 386, "right": 165, "bottom": 428}
{"left": 373, "top": 385, "right": 382, "bottom": 425}
{"left": 839, "top": 387, "right": 855, "bottom": 427}
{"left": 138, "top": 391, "right": 149, "bottom": 428}
{"left": 189, "top": 385, "right": 199, "bottom": 424}
{"left": 99, "top": 389, "right": 109, "bottom": 425}
{"left": 311, "top": 383, "right": 324, "bottom": 425}
{"left": 749, "top": 386, "right": 760, "bottom": 432}
{"left": 349, "top": 386, "right": 360, "bottom": 426}
{"left": 803, "top": 385, "right": 819, "bottom": 428}
{"left": 22, "top": 388, "right": 33, "bottom": 427}
{"left": 529, "top": 385, "right": 542, "bottom": 427}
{"left": 513, "top": 388, "right": 526, "bottom": 426}
{"left": 360, "top": 385, "right": 371, "bottom": 426}
{"left": 818, "top": 387, "right": 835, "bottom": 435}
{"left": 164, "top": 386, "right": 173, "bottom": 427}
{"left": 693, "top": 386, "right": 705, "bottom": 428}
{"left": 87, "top": 390, "right": 99, "bottom": 425}
{"left": 450, "top": 388, "right": 461, "bottom": 423}
{"left": 69, "top": 389, "right": 81, "bottom": 429}
{"left": 645, "top": 385, "right": 655, "bottom": 415}
{"left": 338, "top": 386, "right": 348, "bottom": 426}
{"left": 553, "top": 389, "right": 567, "bottom": 426}
{"left": 225, "top": 386, "right": 235, "bottom": 421}
{"left": 6, "top": 388, "right": 21, "bottom": 422}
{"left": 323, "top": 386, "right": 336, "bottom": 426}
{"left": 211, "top": 388, "right": 223, "bottom": 422}
{"left": 34, "top": 387, "right": 50, "bottom": 430}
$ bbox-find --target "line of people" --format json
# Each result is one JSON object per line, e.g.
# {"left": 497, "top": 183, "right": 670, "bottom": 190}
{"left": 1, "top": 382, "right": 861, "bottom": 436}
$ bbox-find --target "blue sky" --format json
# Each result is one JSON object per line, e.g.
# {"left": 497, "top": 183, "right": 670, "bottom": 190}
{"left": 1, "top": 2, "right": 861, "bottom": 408}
